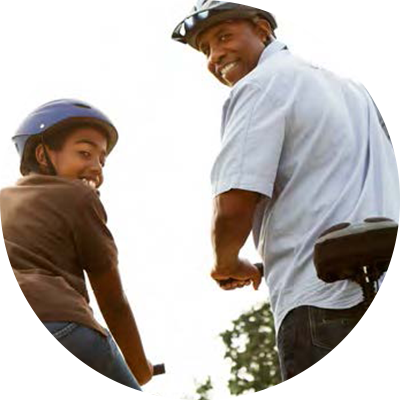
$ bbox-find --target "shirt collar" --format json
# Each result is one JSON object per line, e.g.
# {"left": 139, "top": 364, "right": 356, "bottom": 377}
{"left": 257, "top": 39, "right": 288, "bottom": 66}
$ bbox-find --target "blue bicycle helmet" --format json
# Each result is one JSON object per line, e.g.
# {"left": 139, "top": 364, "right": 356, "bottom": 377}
{"left": 13, "top": 99, "right": 118, "bottom": 160}
{"left": 172, "top": 1, "right": 277, "bottom": 50}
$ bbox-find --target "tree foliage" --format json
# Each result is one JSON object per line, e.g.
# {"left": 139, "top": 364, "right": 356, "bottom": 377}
{"left": 181, "top": 376, "right": 213, "bottom": 400}
{"left": 192, "top": 301, "right": 281, "bottom": 399}
{"left": 220, "top": 301, "right": 281, "bottom": 395}
{"left": 193, "top": 376, "right": 213, "bottom": 400}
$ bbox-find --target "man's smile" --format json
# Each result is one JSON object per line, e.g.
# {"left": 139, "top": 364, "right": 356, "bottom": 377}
{"left": 219, "top": 61, "right": 238, "bottom": 79}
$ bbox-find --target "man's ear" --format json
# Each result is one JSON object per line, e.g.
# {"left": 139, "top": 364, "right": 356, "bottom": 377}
{"left": 254, "top": 19, "right": 272, "bottom": 44}
{"left": 35, "top": 144, "right": 49, "bottom": 168}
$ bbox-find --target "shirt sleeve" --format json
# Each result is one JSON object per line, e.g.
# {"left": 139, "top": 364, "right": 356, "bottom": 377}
{"left": 211, "top": 80, "right": 286, "bottom": 198}
{"left": 366, "top": 88, "right": 400, "bottom": 153}
{"left": 73, "top": 188, "right": 118, "bottom": 275}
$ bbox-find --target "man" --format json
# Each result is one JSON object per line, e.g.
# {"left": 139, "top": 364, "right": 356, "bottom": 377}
{"left": 172, "top": 1, "right": 399, "bottom": 380}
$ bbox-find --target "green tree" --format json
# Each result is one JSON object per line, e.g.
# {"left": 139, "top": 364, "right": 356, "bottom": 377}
{"left": 181, "top": 376, "right": 213, "bottom": 400}
{"left": 193, "top": 376, "right": 213, "bottom": 400}
{"left": 220, "top": 301, "right": 281, "bottom": 395}
{"left": 191, "top": 302, "right": 280, "bottom": 399}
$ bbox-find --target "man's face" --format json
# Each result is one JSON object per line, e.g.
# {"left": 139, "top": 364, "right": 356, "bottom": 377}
{"left": 197, "top": 19, "right": 267, "bottom": 87}
{"left": 44, "top": 127, "right": 108, "bottom": 189}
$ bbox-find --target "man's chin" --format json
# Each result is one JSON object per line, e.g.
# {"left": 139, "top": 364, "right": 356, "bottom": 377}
{"left": 224, "top": 78, "right": 235, "bottom": 87}
{"left": 221, "top": 71, "right": 244, "bottom": 87}
{"left": 215, "top": 74, "right": 235, "bottom": 87}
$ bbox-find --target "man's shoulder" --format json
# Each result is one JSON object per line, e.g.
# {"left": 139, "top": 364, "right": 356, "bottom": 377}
{"left": 226, "top": 55, "right": 298, "bottom": 111}
{"left": 232, "top": 51, "right": 299, "bottom": 96}
{"left": 235, "top": 50, "right": 353, "bottom": 106}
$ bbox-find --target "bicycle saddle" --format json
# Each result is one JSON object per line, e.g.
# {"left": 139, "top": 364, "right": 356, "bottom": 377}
{"left": 314, "top": 218, "right": 400, "bottom": 283}
{"left": 10, "top": 366, "right": 79, "bottom": 400}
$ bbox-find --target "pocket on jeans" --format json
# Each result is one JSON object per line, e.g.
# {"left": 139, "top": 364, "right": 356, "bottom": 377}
{"left": 33, "top": 322, "right": 78, "bottom": 362}
{"left": 309, "top": 307, "right": 360, "bottom": 351}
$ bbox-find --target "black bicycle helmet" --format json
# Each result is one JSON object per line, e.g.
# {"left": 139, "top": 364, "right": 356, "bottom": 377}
{"left": 172, "top": 0, "right": 278, "bottom": 50}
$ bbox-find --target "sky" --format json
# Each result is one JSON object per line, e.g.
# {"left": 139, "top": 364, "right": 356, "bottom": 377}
{"left": 0, "top": 1, "right": 399, "bottom": 400}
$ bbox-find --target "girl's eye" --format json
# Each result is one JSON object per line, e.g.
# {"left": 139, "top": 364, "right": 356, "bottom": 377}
{"left": 79, "top": 151, "right": 91, "bottom": 158}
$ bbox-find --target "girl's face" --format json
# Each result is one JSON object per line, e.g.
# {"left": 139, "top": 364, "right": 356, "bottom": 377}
{"left": 43, "top": 127, "right": 108, "bottom": 189}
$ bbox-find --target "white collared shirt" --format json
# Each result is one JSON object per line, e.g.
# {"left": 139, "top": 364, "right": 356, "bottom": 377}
{"left": 211, "top": 40, "right": 400, "bottom": 332}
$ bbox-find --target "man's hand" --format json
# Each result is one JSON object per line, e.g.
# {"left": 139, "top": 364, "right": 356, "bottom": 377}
{"left": 211, "top": 258, "right": 262, "bottom": 291}
{"left": 211, "top": 190, "right": 263, "bottom": 290}
{"left": 217, "top": 278, "right": 252, "bottom": 290}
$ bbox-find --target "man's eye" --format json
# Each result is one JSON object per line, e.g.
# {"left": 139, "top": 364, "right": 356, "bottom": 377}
{"left": 219, "top": 34, "right": 230, "bottom": 42}
{"left": 201, "top": 47, "right": 210, "bottom": 57}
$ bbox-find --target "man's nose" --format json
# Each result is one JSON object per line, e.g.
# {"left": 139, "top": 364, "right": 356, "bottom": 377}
{"left": 208, "top": 44, "right": 225, "bottom": 65}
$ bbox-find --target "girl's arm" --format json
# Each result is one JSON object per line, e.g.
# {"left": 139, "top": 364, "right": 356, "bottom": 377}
{"left": 88, "top": 266, "right": 154, "bottom": 385}
{"left": 76, "top": 188, "right": 153, "bottom": 384}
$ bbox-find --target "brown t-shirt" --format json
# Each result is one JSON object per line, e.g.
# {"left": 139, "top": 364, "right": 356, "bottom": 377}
{"left": 0, "top": 174, "right": 119, "bottom": 336}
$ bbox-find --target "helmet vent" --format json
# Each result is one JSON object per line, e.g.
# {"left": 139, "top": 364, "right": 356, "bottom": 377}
{"left": 74, "top": 103, "right": 91, "bottom": 109}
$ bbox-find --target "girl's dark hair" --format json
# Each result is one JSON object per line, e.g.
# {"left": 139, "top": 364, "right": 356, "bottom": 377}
{"left": 20, "top": 120, "right": 109, "bottom": 176}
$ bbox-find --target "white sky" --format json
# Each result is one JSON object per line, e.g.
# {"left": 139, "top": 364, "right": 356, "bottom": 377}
{"left": 0, "top": 1, "right": 399, "bottom": 400}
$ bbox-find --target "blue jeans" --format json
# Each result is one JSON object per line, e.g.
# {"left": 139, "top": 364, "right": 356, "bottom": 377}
{"left": 0, "top": 322, "right": 146, "bottom": 400}
{"left": 278, "top": 292, "right": 400, "bottom": 400}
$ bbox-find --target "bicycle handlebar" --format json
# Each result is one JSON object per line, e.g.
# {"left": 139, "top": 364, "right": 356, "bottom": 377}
{"left": 153, "top": 363, "right": 166, "bottom": 376}
{"left": 254, "top": 262, "right": 264, "bottom": 276}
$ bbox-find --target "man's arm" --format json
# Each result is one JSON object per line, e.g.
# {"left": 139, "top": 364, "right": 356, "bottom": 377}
{"left": 211, "top": 189, "right": 263, "bottom": 290}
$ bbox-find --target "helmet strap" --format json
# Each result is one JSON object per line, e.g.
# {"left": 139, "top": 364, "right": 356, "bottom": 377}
{"left": 40, "top": 136, "right": 57, "bottom": 176}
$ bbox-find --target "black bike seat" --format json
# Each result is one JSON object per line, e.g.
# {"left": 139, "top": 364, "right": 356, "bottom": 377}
{"left": 314, "top": 218, "right": 398, "bottom": 283}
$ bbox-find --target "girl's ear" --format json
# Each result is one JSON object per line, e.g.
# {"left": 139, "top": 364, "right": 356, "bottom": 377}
{"left": 35, "top": 144, "right": 48, "bottom": 168}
